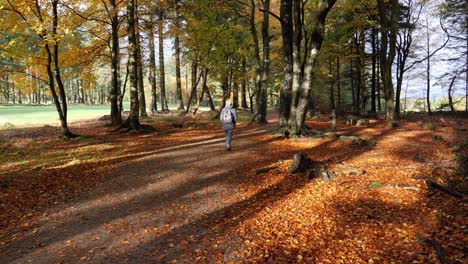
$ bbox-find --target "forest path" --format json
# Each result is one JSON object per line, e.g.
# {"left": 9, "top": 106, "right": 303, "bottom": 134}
{"left": 2, "top": 112, "right": 282, "bottom": 263}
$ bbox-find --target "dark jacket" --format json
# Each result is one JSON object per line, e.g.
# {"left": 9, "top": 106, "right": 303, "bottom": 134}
{"left": 220, "top": 104, "right": 237, "bottom": 130}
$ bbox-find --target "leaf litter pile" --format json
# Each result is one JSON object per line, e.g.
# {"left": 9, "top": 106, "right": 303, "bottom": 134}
{"left": 0, "top": 112, "right": 466, "bottom": 263}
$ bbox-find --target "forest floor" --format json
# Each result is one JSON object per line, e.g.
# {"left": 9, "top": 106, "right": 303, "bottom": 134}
{"left": 0, "top": 110, "right": 467, "bottom": 263}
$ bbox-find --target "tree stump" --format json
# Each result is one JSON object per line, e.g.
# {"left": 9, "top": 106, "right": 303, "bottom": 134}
{"left": 306, "top": 164, "right": 336, "bottom": 181}
{"left": 288, "top": 152, "right": 336, "bottom": 181}
{"left": 289, "top": 152, "right": 312, "bottom": 174}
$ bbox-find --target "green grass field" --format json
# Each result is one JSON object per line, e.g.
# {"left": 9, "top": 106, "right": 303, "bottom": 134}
{"left": 0, "top": 103, "right": 216, "bottom": 128}
{"left": 0, "top": 104, "right": 111, "bottom": 127}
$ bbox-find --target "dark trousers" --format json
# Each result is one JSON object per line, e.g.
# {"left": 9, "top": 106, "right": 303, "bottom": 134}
{"left": 224, "top": 129, "right": 233, "bottom": 147}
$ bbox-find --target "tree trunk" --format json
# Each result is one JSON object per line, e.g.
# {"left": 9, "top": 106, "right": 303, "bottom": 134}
{"left": 425, "top": 19, "right": 431, "bottom": 114}
{"left": 119, "top": 60, "right": 130, "bottom": 112}
{"left": 336, "top": 56, "right": 341, "bottom": 111}
{"left": 251, "top": 0, "right": 269, "bottom": 124}
{"left": 279, "top": 0, "right": 292, "bottom": 127}
{"left": 233, "top": 82, "right": 239, "bottom": 108}
{"left": 371, "top": 28, "right": 377, "bottom": 113}
{"left": 197, "top": 68, "right": 215, "bottom": 111}
{"left": 448, "top": 74, "right": 456, "bottom": 112}
{"left": 186, "top": 62, "right": 201, "bottom": 113}
{"left": 174, "top": 0, "right": 184, "bottom": 110}
{"left": 354, "top": 34, "right": 361, "bottom": 113}
{"left": 241, "top": 59, "right": 248, "bottom": 108}
{"left": 124, "top": 0, "right": 141, "bottom": 129}
{"left": 147, "top": 16, "right": 158, "bottom": 115}
{"left": 377, "top": 0, "right": 398, "bottom": 124}
{"left": 51, "top": 0, "right": 74, "bottom": 137}
{"left": 350, "top": 57, "right": 355, "bottom": 111}
{"left": 359, "top": 30, "right": 367, "bottom": 115}
{"left": 109, "top": 0, "right": 122, "bottom": 125}
{"left": 328, "top": 58, "right": 335, "bottom": 110}
{"left": 135, "top": 14, "right": 147, "bottom": 117}
{"left": 279, "top": 0, "right": 336, "bottom": 136}
{"left": 287, "top": 0, "right": 303, "bottom": 133}
{"left": 395, "top": 49, "right": 403, "bottom": 118}
{"left": 158, "top": 10, "right": 169, "bottom": 111}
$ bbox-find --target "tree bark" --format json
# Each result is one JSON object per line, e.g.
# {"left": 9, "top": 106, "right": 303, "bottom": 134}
{"left": 377, "top": 0, "right": 398, "bottom": 124}
{"left": 186, "top": 62, "right": 201, "bottom": 113}
{"left": 109, "top": 0, "right": 122, "bottom": 125}
{"left": 448, "top": 74, "right": 456, "bottom": 112}
{"left": 51, "top": 0, "right": 74, "bottom": 137}
{"left": 124, "top": 0, "right": 141, "bottom": 129}
{"left": 425, "top": 18, "right": 432, "bottom": 114}
{"left": 135, "top": 14, "right": 147, "bottom": 117}
{"left": 279, "top": 0, "right": 293, "bottom": 127}
{"left": 158, "top": 10, "right": 169, "bottom": 111}
{"left": 251, "top": 0, "right": 269, "bottom": 124}
{"left": 328, "top": 58, "right": 335, "bottom": 110}
{"left": 241, "top": 59, "right": 248, "bottom": 108}
{"left": 233, "top": 82, "right": 239, "bottom": 108}
{"left": 147, "top": 16, "right": 158, "bottom": 115}
{"left": 371, "top": 28, "right": 377, "bottom": 113}
{"left": 350, "top": 57, "right": 355, "bottom": 111}
{"left": 174, "top": 0, "right": 184, "bottom": 110}
{"left": 279, "top": 0, "right": 336, "bottom": 135}
{"left": 197, "top": 68, "right": 215, "bottom": 111}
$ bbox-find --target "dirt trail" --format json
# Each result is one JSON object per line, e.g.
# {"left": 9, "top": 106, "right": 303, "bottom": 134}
{"left": 1, "top": 115, "right": 280, "bottom": 263}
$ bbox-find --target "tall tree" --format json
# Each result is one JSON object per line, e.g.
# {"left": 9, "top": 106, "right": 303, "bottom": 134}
{"left": 108, "top": 0, "right": 123, "bottom": 125}
{"left": 3, "top": 0, "right": 76, "bottom": 137}
{"left": 279, "top": 0, "right": 337, "bottom": 136}
{"left": 248, "top": 0, "right": 269, "bottom": 124}
{"left": 377, "top": 0, "right": 399, "bottom": 124}
{"left": 394, "top": 0, "right": 425, "bottom": 118}
{"left": 147, "top": 15, "right": 158, "bottom": 115}
{"left": 124, "top": 0, "right": 141, "bottom": 129}
{"left": 135, "top": 11, "right": 148, "bottom": 117}
{"left": 173, "top": 0, "right": 185, "bottom": 110}
{"left": 157, "top": 6, "right": 169, "bottom": 111}
{"left": 439, "top": 0, "right": 467, "bottom": 111}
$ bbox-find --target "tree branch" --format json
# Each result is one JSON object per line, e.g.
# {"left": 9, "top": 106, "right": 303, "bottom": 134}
{"left": 404, "top": 18, "right": 450, "bottom": 72}
{"left": 259, "top": 8, "right": 286, "bottom": 25}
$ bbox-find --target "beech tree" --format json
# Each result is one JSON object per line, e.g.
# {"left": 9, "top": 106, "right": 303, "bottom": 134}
{"left": 278, "top": 0, "right": 337, "bottom": 136}
{"left": 123, "top": 0, "right": 141, "bottom": 129}
{"left": 2, "top": 0, "right": 80, "bottom": 137}
{"left": 377, "top": 0, "right": 398, "bottom": 124}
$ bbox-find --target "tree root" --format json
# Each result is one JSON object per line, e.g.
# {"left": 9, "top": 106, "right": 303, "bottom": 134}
{"left": 112, "top": 119, "right": 155, "bottom": 134}
{"left": 426, "top": 180, "right": 463, "bottom": 198}
{"left": 249, "top": 113, "right": 268, "bottom": 125}
{"left": 416, "top": 234, "right": 453, "bottom": 264}
{"left": 62, "top": 131, "right": 78, "bottom": 139}
{"left": 256, "top": 166, "right": 279, "bottom": 175}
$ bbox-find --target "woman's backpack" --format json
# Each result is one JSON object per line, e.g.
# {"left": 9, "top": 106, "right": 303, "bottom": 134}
{"left": 223, "top": 109, "right": 233, "bottom": 124}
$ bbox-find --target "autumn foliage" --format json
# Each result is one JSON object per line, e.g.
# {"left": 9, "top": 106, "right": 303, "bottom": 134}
{"left": 0, "top": 112, "right": 466, "bottom": 263}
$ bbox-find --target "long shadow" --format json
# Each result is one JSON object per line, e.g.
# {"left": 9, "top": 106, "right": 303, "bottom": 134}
{"left": 0, "top": 135, "right": 281, "bottom": 261}
{"left": 2, "top": 116, "right": 439, "bottom": 262}
{"left": 0, "top": 127, "right": 270, "bottom": 214}
{"left": 96, "top": 172, "right": 311, "bottom": 263}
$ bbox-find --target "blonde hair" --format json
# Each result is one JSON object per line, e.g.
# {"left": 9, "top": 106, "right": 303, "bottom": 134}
{"left": 225, "top": 98, "right": 232, "bottom": 105}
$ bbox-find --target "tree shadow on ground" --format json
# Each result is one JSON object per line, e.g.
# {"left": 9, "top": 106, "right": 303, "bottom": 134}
{"left": 2, "top": 116, "right": 464, "bottom": 263}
